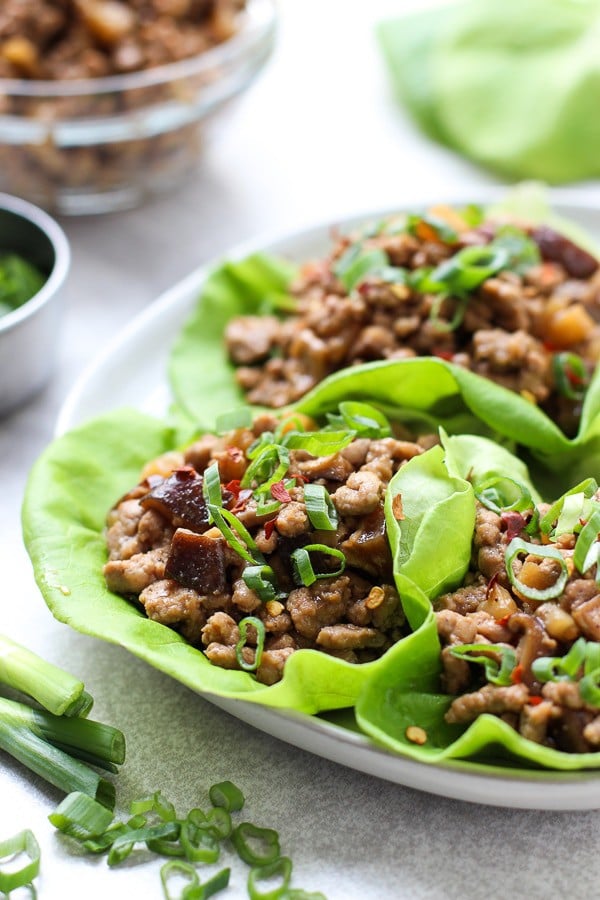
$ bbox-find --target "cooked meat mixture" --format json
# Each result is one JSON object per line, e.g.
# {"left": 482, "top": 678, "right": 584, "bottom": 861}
{"left": 0, "top": 0, "right": 245, "bottom": 80}
{"left": 0, "top": 0, "right": 247, "bottom": 208}
{"left": 435, "top": 490, "right": 600, "bottom": 753}
{"left": 226, "top": 208, "right": 600, "bottom": 435}
{"left": 103, "top": 407, "right": 433, "bottom": 684}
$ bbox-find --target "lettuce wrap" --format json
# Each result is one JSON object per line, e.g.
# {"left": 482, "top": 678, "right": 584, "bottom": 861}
{"left": 356, "top": 436, "right": 600, "bottom": 770}
{"left": 22, "top": 392, "right": 439, "bottom": 715}
{"left": 168, "top": 190, "right": 600, "bottom": 495}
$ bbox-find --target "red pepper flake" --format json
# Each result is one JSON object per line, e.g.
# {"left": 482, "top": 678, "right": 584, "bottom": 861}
{"left": 497, "top": 614, "right": 512, "bottom": 627}
{"left": 528, "top": 695, "right": 543, "bottom": 706}
{"left": 511, "top": 664, "right": 524, "bottom": 685}
{"left": 392, "top": 494, "right": 405, "bottom": 521}
{"left": 433, "top": 350, "right": 454, "bottom": 361}
{"left": 501, "top": 511, "right": 527, "bottom": 541}
{"left": 231, "top": 488, "right": 253, "bottom": 513}
{"left": 264, "top": 518, "right": 278, "bottom": 541}
{"left": 270, "top": 480, "right": 292, "bottom": 503}
{"left": 225, "top": 479, "right": 242, "bottom": 499}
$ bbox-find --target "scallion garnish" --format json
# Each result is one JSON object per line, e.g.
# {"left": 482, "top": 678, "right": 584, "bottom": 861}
{"left": 333, "top": 243, "right": 389, "bottom": 292}
{"left": 203, "top": 462, "right": 224, "bottom": 514}
{"left": 231, "top": 822, "right": 281, "bottom": 866}
{"left": 241, "top": 444, "right": 290, "bottom": 491}
{"left": 539, "top": 478, "right": 598, "bottom": 536}
{"left": 504, "top": 537, "right": 568, "bottom": 602}
{"left": 474, "top": 475, "right": 535, "bottom": 517}
{"left": 303, "top": 483, "right": 338, "bottom": 532}
{"left": 161, "top": 860, "right": 231, "bottom": 900}
{"left": 573, "top": 507, "right": 600, "bottom": 578}
{"left": 0, "top": 633, "right": 89, "bottom": 717}
{"left": 242, "top": 565, "right": 278, "bottom": 602}
{"left": 209, "top": 781, "right": 245, "bottom": 813}
{"left": 0, "top": 829, "right": 40, "bottom": 894}
{"left": 130, "top": 790, "right": 177, "bottom": 822}
{"left": 208, "top": 505, "right": 264, "bottom": 566}
{"left": 553, "top": 352, "right": 590, "bottom": 401}
{"left": 449, "top": 644, "right": 516, "bottom": 686}
{"left": 490, "top": 225, "right": 541, "bottom": 274}
{"left": 235, "top": 617, "right": 266, "bottom": 673}
{"left": 49, "top": 791, "right": 115, "bottom": 840}
{"left": 532, "top": 639, "right": 600, "bottom": 706}
{"left": 406, "top": 213, "right": 459, "bottom": 243}
{"left": 180, "top": 819, "right": 220, "bottom": 864}
{"left": 291, "top": 545, "right": 346, "bottom": 587}
{"left": 248, "top": 856, "right": 292, "bottom": 900}
{"left": 429, "top": 244, "right": 510, "bottom": 294}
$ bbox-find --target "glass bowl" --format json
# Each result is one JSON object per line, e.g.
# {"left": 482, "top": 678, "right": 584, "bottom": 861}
{"left": 0, "top": 0, "right": 277, "bottom": 215}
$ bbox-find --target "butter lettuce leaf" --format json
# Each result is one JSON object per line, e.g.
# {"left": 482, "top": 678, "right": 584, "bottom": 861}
{"left": 357, "top": 439, "right": 600, "bottom": 770}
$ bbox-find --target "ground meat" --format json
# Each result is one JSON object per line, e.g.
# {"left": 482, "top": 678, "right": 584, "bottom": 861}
{"left": 104, "top": 408, "right": 420, "bottom": 683}
{"left": 434, "top": 496, "right": 600, "bottom": 753}
{"left": 224, "top": 213, "right": 600, "bottom": 433}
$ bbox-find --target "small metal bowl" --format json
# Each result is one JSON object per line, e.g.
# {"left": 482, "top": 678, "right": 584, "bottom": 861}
{"left": 0, "top": 192, "right": 70, "bottom": 415}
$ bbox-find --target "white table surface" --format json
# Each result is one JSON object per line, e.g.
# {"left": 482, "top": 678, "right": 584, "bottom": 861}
{"left": 3, "top": 2, "right": 600, "bottom": 897}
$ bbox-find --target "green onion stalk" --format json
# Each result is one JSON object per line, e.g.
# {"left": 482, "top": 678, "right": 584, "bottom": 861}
{"left": 0, "top": 633, "right": 124, "bottom": 809}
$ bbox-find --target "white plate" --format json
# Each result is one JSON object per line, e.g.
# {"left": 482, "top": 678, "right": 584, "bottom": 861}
{"left": 56, "top": 192, "right": 600, "bottom": 810}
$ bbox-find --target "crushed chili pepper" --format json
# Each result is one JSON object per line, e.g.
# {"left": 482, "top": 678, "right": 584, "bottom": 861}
{"left": 264, "top": 518, "right": 278, "bottom": 541}
{"left": 501, "top": 511, "right": 527, "bottom": 541}
{"left": 270, "top": 481, "right": 293, "bottom": 503}
{"left": 511, "top": 664, "right": 524, "bottom": 685}
{"left": 528, "top": 695, "right": 543, "bottom": 706}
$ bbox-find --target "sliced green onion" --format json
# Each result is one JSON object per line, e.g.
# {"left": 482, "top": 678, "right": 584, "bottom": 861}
{"left": 241, "top": 445, "right": 290, "bottom": 491}
{"left": 209, "top": 780, "right": 245, "bottom": 813}
{"left": 303, "top": 483, "right": 338, "bottom": 532}
{"left": 0, "top": 830, "right": 40, "bottom": 894}
{"left": 248, "top": 856, "right": 293, "bottom": 900}
{"left": 242, "top": 565, "right": 279, "bottom": 602}
{"left": 208, "top": 505, "right": 264, "bottom": 566}
{"left": 187, "top": 808, "right": 232, "bottom": 841}
{"left": 107, "top": 821, "right": 180, "bottom": 866}
{"left": 333, "top": 244, "right": 389, "bottom": 292}
{"left": 280, "top": 891, "right": 327, "bottom": 900}
{"left": 130, "top": 791, "right": 177, "bottom": 822}
{"left": 553, "top": 352, "right": 590, "bottom": 400}
{"left": 449, "top": 644, "right": 516, "bottom": 686}
{"left": 428, "top": 292, "right": 469, "bottom": 332}
{"left": 180, "top": 820, "right": 220, "bottom": 864}
{"left": 505, "top": 537, "right": 568, "bottom": 602}
{"left": 283, "top": 430, "right": 356, "bottom": 456}
{"left": 0, "top": 633, "right": 88, "bottom": 717}
{"left": 49, "top": 791, "right": 114, "bottom": 840}
{"left": 554, "top": 492, "right": 588, "bottom": 537}
{"left": 203, "top": 462, "right": 223, "bottom": 514}
{"left": 429, "top": 244, "right": 509, "bottom": 293}
{"left": 337, "top": 401, "right": 392, "bottom": 438}
{"left": 585, "top": 641, "right": 600, "bottom": 676}
{"left": 215, "top": 408, "right": 253, "bottom": 434}
{"left": 474, "top": 476, "right": 535, "bottom": 516}
{"left": 539, "top": 479, "right": 598, "bottom": 535}
{"left": 231, "top": 822, "right": 281, "bottom": 866}
{"left": 579, "top": 670, "right": 600, "bottom": 707}
{"left": 0, "top": 699, "right": 117, "bottom": 808}
{"left": 491, "top": 225, "right": 540, "bottom": 274}
{"left": 235, "top": 617, "right": 266, "bottom": 673}
{"left": 161, "top": 862, "right": 230, "bottom": 900}
{"left": 573, "top": 507, "right": 600, "bottom": 577}
{"left": 532, "top": 638, "right": 588, "bottom": 683}
{"left": 291, "top": 545, "right": 346, "bottom": 587}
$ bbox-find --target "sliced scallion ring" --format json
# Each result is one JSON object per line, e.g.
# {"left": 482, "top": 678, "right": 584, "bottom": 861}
{"left": 579, "top": 670, "right": 600, "bottom": 708}
{"left": 0, "top": 830, "right": 40, "bottom": 894}
{"left": 241, "top": 444, "right": 290, "bottom": 491}
{"left": 202, "top": 462, "right": 223, "bottom": 520}
{"left": 291, "top": 544, "right": 346, "bottom": 587}
{"left": 539, "top": 478, "right": 598, "bottom": 536}
{"left": 448, "top": 644, "right": 516, "bottom": 686}
{"left": 474, "top": 475, "right": 535, "bottom": 516}
{"left": 242, "top": 565, "right": 278, "bottom": 602}
{"left": 505, "top": 537, "right": 568, "bottom": 601}
{"left": 235, "top": 617, "right": 266, "bottom": 673}
{"left": 208, "top": 505, "right": 264, "bottom": 566}
{"left": 49, "top": 791, "right": 114, "bottom": 840}
{"left": 573, "top": 507, "right": 600, "bottom": 577}
{"left": 553, "top": 352, "right": 589, "bottom": 400}
{"left": 303, "top": 483, "right": 338, "bottom": 532}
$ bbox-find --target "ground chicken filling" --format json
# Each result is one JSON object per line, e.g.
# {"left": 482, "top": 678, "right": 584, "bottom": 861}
{"left": 435, "top": 490, "right": 600, "bottom": 753}
{"left": 103, "top": 408, "right": 435, "bottom": 684}
{"left": 226, "top": 208, "right": 600, "bottom": 436}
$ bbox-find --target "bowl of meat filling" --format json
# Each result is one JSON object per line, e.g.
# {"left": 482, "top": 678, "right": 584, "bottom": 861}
{"left": 0, "top": 0, "right": 276, "bottom": 214}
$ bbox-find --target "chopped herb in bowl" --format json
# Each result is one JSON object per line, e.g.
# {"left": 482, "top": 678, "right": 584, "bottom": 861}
{"left": 0, "top": 252, "right": 46, "bottom": 318}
